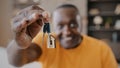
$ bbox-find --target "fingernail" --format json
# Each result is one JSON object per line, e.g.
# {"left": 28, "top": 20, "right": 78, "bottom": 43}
{"left": 28, "top": 13, "right": 35, "bottom": 20}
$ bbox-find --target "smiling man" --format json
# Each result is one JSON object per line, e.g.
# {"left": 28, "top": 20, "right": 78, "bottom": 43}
{"left": 7, "top": 4, "right": 118, "bottom": 68}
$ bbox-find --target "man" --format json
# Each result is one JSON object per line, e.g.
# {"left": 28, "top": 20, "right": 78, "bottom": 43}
{"left": 7, "top": 4, "right": 118, "bottom": 68}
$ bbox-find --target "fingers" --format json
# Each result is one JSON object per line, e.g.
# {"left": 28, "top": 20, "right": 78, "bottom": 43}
{"left": 42, "top": 11, "right": 50, "bottom": 18}
{"left": 42, "top": 11, "right": 51, "bottom": 23}
{"left": 12, "top": 12, "right": 42, "bottom": 31}
{"left": 12, "top": 18, "right": 28, "bottom": 33}
{"left": 27, "top": 13, "right": 43, "bottom": 25}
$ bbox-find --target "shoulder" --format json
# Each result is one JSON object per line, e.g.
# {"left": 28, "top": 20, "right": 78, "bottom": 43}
{"left": 82, "top": 35, "right": 115, "bottom": 58}
{"left": 82, "top": 35, "right": 101, "bottom": 43}
{"left": 82, "top": 35, "right": 110, "bottom": 50}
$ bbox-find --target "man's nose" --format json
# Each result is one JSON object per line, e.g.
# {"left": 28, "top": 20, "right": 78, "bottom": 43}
{"left": 63, "top": 25, "right": 71, "bottom": 36}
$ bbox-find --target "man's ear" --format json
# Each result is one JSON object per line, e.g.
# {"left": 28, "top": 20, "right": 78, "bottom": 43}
{"left": 81, "top": 16, "right": 88, "bottom": 34}
{"left": 77, "top": 15, "right": 88, "bottom": 34}
{"left": 76, "top": 14, "right": 82, "bottom": 32}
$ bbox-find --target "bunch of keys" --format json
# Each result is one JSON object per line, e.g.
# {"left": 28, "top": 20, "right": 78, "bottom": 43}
{"left": 42, "top": 11, "right": 56, "bottom": 48}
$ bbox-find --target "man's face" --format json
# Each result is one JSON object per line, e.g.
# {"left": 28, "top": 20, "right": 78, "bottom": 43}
{"left": 53, "top": 8, "right": 81, "bottom": 49}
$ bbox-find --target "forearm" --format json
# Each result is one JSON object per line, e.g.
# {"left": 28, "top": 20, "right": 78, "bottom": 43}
{"left": 7, "top": 40, "right": 42, "bottom": 67}
{"left": 7, "top": 5, "right": 45, "bottom": 67}
{"left": 7, "top": 40, "right": 28, "bottom": 67}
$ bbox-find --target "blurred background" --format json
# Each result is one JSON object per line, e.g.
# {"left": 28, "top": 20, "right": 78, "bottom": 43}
{"left": 0, "top": 0, "right": 120, "bottom": 68}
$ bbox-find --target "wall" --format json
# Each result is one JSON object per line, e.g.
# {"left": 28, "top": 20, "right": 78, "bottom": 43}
{"left": 41, "top": 0, "right": 87, "bottom": 16}
{"left": 0, "top": 0, "right": 13, "bottom": 47}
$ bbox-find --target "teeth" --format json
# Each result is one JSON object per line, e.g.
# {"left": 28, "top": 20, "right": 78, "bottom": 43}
{"left": 64, "top": 37, "right": 72, "bottom": 40}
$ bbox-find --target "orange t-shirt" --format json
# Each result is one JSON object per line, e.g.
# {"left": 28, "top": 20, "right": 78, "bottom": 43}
{"left": 32, "top": 32, "right": 118, "bottom": 68}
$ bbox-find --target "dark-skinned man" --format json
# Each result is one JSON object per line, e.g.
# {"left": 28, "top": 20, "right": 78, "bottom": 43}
{"left": 7, "top": 4, "right": 118, "bottom": 68}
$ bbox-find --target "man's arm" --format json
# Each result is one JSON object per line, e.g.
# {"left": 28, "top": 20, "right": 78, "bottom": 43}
{"left": 7, "top": 40, "right": 42, "bottom": 67}
{"left": 7, "top": 5, "right": 45, "bottom": 67}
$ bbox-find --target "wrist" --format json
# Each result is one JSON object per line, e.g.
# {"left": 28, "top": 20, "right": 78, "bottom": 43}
{"left": 14, "top": 35, "right": 32, "bottom": 49}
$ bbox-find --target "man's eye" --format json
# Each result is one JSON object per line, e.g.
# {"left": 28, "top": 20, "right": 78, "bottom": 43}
{"left": 70, "top": 23, "right": 77, "bottom": 28}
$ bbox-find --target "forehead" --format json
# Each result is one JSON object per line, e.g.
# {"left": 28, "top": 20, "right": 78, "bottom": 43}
{"left": 53, "top": 8, "right": 78, "bottom": 22}
{"left": 55, "top": 8, "right": 77, "bottom": 18}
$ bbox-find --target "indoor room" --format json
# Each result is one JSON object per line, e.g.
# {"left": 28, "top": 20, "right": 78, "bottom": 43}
{"left": 0, "top": 0, "right": 120, "bottom": 68}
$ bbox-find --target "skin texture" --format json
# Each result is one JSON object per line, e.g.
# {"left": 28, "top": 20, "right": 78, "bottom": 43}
{"left": 53, "top": 8, "right": 82, "bottom": 49}
{"left": 7, "top": 5, "right": 82, "bottom": 67}
{"left": 7, "top": 5, "right": 45, "bottom": 67}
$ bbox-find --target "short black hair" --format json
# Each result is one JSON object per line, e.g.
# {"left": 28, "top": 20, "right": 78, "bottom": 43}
{"left": 56, "top": 4, "right": 79, "bottom": 12}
